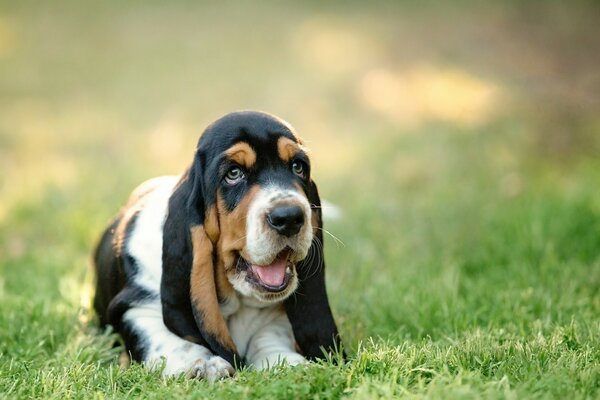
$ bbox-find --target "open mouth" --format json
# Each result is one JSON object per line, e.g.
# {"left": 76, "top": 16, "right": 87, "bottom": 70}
{"left": 238, "top": 248, "right": 294, "bottom": 293}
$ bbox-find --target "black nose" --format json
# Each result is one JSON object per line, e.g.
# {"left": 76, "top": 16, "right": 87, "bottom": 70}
{"left": 267, "top": 206, "right": 305, "bottom": 237}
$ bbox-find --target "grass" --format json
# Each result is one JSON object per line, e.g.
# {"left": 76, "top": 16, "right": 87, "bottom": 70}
{"left": 1, "top": 1, "right": 599, "bottom": 398}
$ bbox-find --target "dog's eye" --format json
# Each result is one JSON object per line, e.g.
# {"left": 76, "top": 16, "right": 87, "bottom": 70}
{"left": 225, "top": 166, "right": 245, "bottom": 185}
{"left": 292, "top": 160, "right": 306, "bottom": 178}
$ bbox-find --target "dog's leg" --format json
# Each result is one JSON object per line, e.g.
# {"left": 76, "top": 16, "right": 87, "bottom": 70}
{"left": 122, "top": 300, "right": 234, "bottom": 380}
{"left": 244, "top": 312, "right": 306, "bottom": 370}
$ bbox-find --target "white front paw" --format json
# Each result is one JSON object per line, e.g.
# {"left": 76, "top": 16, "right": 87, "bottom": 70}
{"left": 187, "top": 356, "right": 234, "bottom": 381}
{"left": 281, "top": 353, "right": 306, "bottom": 367}
{"left": 255, "top": 353, "right": 306, "bottom": 370}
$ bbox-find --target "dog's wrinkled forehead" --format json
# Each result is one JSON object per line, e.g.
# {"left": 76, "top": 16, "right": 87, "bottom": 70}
{"left": 197, "top": 111, "right": 309, "bottom": 209}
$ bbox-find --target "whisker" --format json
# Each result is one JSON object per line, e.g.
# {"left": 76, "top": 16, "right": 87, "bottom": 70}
{"left": 312, "top": 238, "right": 325, "bottom": 278}
{"left": 301, "top": 236, "right": 324, "bottom": 281}
{"left": 315, "top": 227, "right": 345, "bottom": 247}
{"left": 230, "top": 235, "right": 247, "bottom": 246}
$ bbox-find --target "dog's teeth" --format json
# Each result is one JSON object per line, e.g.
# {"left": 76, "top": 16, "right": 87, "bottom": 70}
{"left": 286, "top": 266, "right": 291, "bottom": 273}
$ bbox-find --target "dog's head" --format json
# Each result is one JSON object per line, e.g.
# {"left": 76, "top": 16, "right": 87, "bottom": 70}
{"left": 163, "top": 111, "right": 340, "bottom": 365}
{"left": 196, "top": 111, "right": 317, "bottom": 303}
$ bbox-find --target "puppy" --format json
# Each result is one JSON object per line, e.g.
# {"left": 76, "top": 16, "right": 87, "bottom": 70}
{"left": 93, "top": 111, "right": 342, "bottom": 380}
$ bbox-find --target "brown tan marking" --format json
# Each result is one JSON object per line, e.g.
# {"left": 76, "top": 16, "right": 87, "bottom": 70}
{"left": 203, "top": 205, "right": 235, "bottom": 302}
{"left": 204, "top": 205, "right": 220, "bottom": 244}
{"left": 277, "top": 137, "right": 303, "bottom": 163}
{"left": 113, "top": 178, "right": 174, "bottom": 255}
{"left": 124, "top": 178, "right": 166, "bottom": 209}
{"left": 225, "top": 142, "right": 257, "bottom": 169}
{"left": 113, "top": 204, "right": 142, "bottom": 256}
{"left": 214, "top": 256, "right": 235, "bottom": 302}
{"left": 189, "top": 225, "right": 237, "bottom": 352}
{"left": 216, "top": 185, "right": 260, "bottom": 269}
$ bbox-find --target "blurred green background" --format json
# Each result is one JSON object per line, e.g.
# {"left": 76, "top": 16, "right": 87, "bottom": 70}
{"left": 0, "top": 1, "right": 599, "bottom": 398}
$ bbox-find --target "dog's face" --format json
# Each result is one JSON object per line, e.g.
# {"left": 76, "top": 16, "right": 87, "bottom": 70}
{"left": 216, "top": 136, "right": 314, "bottom": 303}
{"left": 197, "top": 112, "right": 317, "bottom": 303}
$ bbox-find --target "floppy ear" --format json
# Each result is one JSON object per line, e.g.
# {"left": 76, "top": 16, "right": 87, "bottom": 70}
{"left": 161, "top": 152, "right": 241, "bottom": 367}
{"left": 284, "top": 180, "right": 344, "bottom": 360}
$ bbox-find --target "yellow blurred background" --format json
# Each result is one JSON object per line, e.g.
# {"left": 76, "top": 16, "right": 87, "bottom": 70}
{"left": 1, "top": 1, "right": 598, "bottom": 203}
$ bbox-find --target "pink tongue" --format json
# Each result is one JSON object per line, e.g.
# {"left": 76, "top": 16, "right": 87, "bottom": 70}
{"left": 251, "top": 257, "right": 287, "bottom": 287}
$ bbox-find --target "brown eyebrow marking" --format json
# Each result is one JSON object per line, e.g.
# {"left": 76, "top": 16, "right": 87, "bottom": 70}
{"left": 277, "top": 136, "right": 303, "bottom": 162}
{"left": 225, "top": 142, "right": 256, "bottom": 169}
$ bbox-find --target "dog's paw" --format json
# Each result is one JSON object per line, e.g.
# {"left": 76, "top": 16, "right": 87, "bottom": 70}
{"left": 282, "top": 353, "right": 307, "bottom": 367}
{"left": 187, "top": 356, "right": 234, "bottom": 382}
{"left": 253, "top": 352, "right": 307, "bottom": 370}
{"left": 205, "top": 357, "right": 235, "bottom": 381}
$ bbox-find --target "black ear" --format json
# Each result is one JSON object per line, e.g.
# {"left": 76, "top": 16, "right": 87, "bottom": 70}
{"left": 284, "top": 180, "right": 344, "bottom": 360}
{"left": 161, "top": 152, "right": 241, "bottom": 368}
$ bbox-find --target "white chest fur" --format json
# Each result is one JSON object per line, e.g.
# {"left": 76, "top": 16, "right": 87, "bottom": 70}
{"left": 223, "top": 295, "right": 306, "bottom": 369}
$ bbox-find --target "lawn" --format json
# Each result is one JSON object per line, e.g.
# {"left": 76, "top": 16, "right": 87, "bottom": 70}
{"left": 0, "top": 1, "right": 599, "bottom": 398}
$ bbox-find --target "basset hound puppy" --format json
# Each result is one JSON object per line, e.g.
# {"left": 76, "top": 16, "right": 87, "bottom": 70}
{"left": 93, "top": 111, "right": 343, "bottom": 380}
